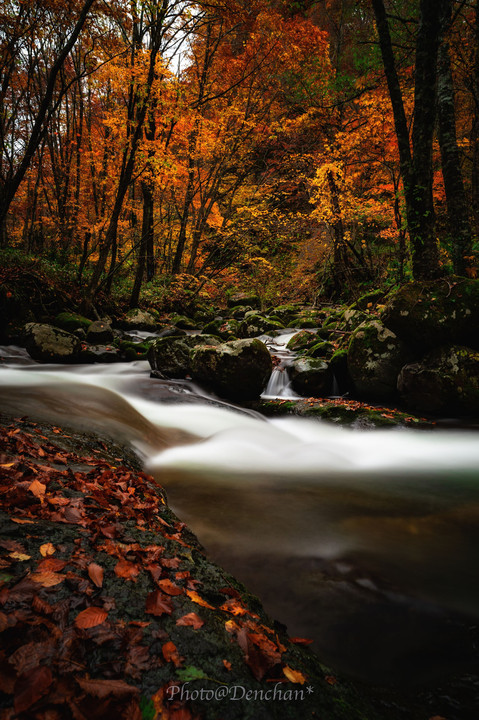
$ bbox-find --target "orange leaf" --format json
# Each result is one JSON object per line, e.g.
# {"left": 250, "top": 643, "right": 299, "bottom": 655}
{"left": 186, "top": 589, "right": 215, "bottom": 609}
{"left": 88, "top": 563, "right": 104, "bottom": 588}
{"left": 11, "top": 518, "right": 35, "bottom": 525}
{"left": 325, "top": 675, "right": 337, "bottom": 686}
{"left": 219, "top": 598, "right": 248, "bottom": 616}
{"left": 114, "top": 558, "right": 140, "bottom": 581}
{"left": 0, "top": 462, "right": 15, "bottom": 468}
{"left": 283, "top": 666, "right": 307, "bottom": 684}
{"left": 39, "top": 543, "right": 56, "bottom": 557}
{"left": 176, "top": 612, "right": 204, "bottom": 629}
{"left": 30, "top": 571, "right": 65, "bottom": 587}
{"left": 223, "top": 659, "right": 232, "bottom": 671}
{"left": 158, "top": 578, "right": 183, "bottom": 596}
{"left": 9, "top": 551, "right": 30, "bottom": 561}
{"left": 28, "top": 479, "right": 46, "bottom": 502}
{"left": 75, "top": 607, "right": 108, "bottom": 629}
{"left": 289, "top": 636, "right": 313, "bottom": 646}
{"left": 162, "top": 641, "right": 183, "bottom": 668}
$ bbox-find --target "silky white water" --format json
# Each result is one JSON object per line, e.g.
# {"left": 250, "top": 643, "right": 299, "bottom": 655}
{"left": 1, "top": 355, "right": 479, "bottom": 684}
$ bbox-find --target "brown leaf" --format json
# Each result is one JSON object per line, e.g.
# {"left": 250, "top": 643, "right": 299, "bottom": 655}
{"left": 223, "top": 659, "right": 232, "bottom": 671}
{"left": 185, "top": 589, "right": 215, "bottom": 609}
{"left": 39, "top": 542, "right": 56, "bottom": 557}
{"left": 14, "top": 666, "right": 53, "bottom": 714}
{"left": 283, "top": 666, "right": 307, "bottom": 684}
{"left": 75, "top": 607, "right": 108, "bottom": 629}
{"left": 219, "top": 598, "right": 249, "bottom": 616}
{"left": 88, "top": 563, "right": 104, "bottom": 588}
{"left": 289, "top": 636, "right": 313, "bottom": 646}
{"left": 76, "top": 677, "right": 138, "bottom": 699}
{"left": 162, "top": 641, "right": 183, "bottom": 668}
{"left": 175, "top": 612, "right": 204, "bottom": 629}
{"left": 37, "top": 557, "right": 67, "bottom": 572}
{"left": 158, "top": 578, "right": 183, "bottom": 596}
{"left": 30, "top": 571, "right": 65, "bottom": 587}
{"left": 145, "top": 590, "right": 173, "bottom": 617}
{"left": 114, "top": 558, "right": 140, "bottom": 581}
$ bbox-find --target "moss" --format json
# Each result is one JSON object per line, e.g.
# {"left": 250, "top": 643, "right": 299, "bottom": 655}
{"left": 54, "top": 311, "right": 92, "bottom": 332}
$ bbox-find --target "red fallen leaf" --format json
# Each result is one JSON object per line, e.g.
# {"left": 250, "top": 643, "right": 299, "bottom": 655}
{"left": 14, "top": 666, "right": 53, "bottom": 714}
{"left": 75, "top": 607, "right": 108, "bottom": 629}
{"left": 325, "top": 674, "right": 337, "bottom": 686}
{"left": 236, "top": 628, "right": 279, "bottom": 681}
{"left": 114, "top": 558, "right": 140, "bottom": 581}
{"left": 32, "top": 596, "right": 55, "bottom": 615}
{"left": 100, "top": 524, "right": 118, "bottom": 538}
{"left": 145, "top": 590, "right": 173, "bottom": 617}
{"left": 88, "top": 563, "right": 104, "bottom": 588}
{"left": 30, "top": 571, "right": 65, "bottom": 587}
{"left": 37, "top": 557, "right": 67, "bottom": 572}
{"left": 146, "top": 563, "right": 162, "bottom": 582}
{"left": 185, "top": 589, "right": 215, "bottom": 609}
{"left": 162, "top": 641, "right": 183, "bottom": 668}
{"left": 161, "top": 557, "right": 181, "bottom": 569}
{"left": 76, "top": 677, "right": 139, "bottom": 698}
{"left": 219, "top": 586, "right": 241, "bottom": 598}
{"left": 0, "top": 611, "right": 8, "bottom": 632}
{"left": 289, "top": 636, "right": 313, "bottom": 646}
{"left": 176, "top": 612, "right": 204, "bottom": 629}
{"left": 223, "top": 659, "right": 232, "bottom": 671}
{"left": 158, "top": 578, "right": 183, "bottom": 596}
{"left": 283, "top": 666, "right": 307, "bottom": 684}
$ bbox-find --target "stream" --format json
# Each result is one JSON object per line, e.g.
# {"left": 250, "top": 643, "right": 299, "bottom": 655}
{"left": 1, "top": 343, "right": 479, "bottom": 688}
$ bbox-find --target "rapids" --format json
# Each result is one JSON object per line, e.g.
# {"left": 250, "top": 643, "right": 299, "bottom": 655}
{"left": 1, "top": 347, "right": 479, "bottom": 686}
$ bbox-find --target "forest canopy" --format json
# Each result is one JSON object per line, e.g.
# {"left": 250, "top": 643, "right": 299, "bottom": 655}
{"left": 1, "top": 0, "right": 477, "bottom": 309}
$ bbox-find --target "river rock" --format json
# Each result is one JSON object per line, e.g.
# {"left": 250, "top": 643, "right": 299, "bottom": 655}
{"left": 23, "top": 323, "right": 81, "bottom": 363}
{"left": 86, "top": 319, "right": 114, "bottom": 344}
{"left": 227, "top": 292, "right": 261, "bottom": 309}
{"left": 239, "top": 313, "right": 285, "bottom": 338}
{"left": 190, "top": 338, "right": 272, "bottom": 400}
{"left": 286, "top": 330, "right": 318, "bottom": 352}
{"left": 290, "top": 357, "right": 333, "bottom": 397}
{"left": 118, "top": 308, "right": 159, "bottom": 331}
{"left": 54, "top": 312, "right": 92, "bottom": 333}
{"left": 78, "top": 344, "right": 120, "bottom": 363}
{"left": 148, "top": 334, "right": 221, "bottom": 378}
{"left": 347, "top": 320, "right": 411, "bottom": 402}
{"left": 382, "top": 277, "right": 479, "bottom": 350}
{"left": 201, "top": 317, "right": 240, "bottom": 340}
{"left": 398, "top": 345, "right": 479, "bottom": 415}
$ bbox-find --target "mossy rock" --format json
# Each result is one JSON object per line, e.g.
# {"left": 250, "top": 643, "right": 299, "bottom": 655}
{"left": 119, "top": 340, "right": 152, "bottom": 361}
{"left": 202, "top": 318, "right": 240, "bottom": 341}
{"left": 307, "top": 341, "right": 335, "bottom": 359}
{"left": 190, "top": 338, "right": 272, "bottom": 400}
{"left": 118, "top": 308, "right": 160, "bottom": 331}
{"left": 286, "top": 330, "right": 319, "bottom": 352}
{"left": 398, "top": 344, "right": 479, "bottom": 415}
{"left": 54, "top": 311, "right": 92, "bottom": 333}
{"left": 227, "top": 292, "right": 261, "bottom": 309}
{"left": 78, "top": 344, "right": 121, "bottom": 363}
{"left": 147, "top": 337, "right": 192, "bottom": 378}
{"left": 290, "top": 357, "right": 333, "bottom": 397}
{"left": 350, "top": 289, "right": 387, "bottom": 310}
{"left": 382, "top": 277, "right": 479, "bottom": 350}
{"left": 347, "top": 320, "right": 412, "bottom": 402}
{"left": 23, "top": 323, "right": 81, "bottom": 363}
{"left": 239, "top": 314, "right": 285, "bottom": 338}
{"left": 170, "top": 314, "right": 198, "bottom": 330}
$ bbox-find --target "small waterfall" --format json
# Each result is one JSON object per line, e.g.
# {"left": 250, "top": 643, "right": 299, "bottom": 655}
{"left": 261, "top": 330, "right": 300, "bottom": 399}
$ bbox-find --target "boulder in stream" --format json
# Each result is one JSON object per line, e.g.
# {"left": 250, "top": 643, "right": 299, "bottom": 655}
{"left": 290, "top": 356, "right": 333, "bottom": 397}
{"left": 117, "top": 308, "right": 159, "bottom": 331}
{"left": 190, "top": 338, "right": 272, "bottom": 400}
{"left": 23, "top": 323, "right": 81, "bottom": 363}
{"left": 85, "top": 319, "right": 114, "bottom": 344}
{"left": 398, "top": 345, "right": 479, "bottom": 415}
{"left": 347, "top": 319, "right": 411, "bottom": 402}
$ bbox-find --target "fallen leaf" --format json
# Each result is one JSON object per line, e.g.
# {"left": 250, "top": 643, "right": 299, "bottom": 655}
{"left": 0, "top": 462, "right": 15, "bottom": 468}
{"left": 14, "top": 666, "right": 53, "bottom": 714}
{"left": 88, "top": 563, "right": 104, "bottom": 588}
{"left": 176, "top": 666, "right": 208, "bottom": 682}
{"left": 145, "top": 590, "right": 173, "bottom": 617}
{"left": 75, "top": 607, "right": 108, "bottom": 629}
{"left": 223, "top": 659, "right": 232, "bottom": 671}
{"left": 9, "top": 551, "right": 31, "bottom": 561}
{"left": 30, "top": 571, "right": 65, "bottom": 587}
{"left": 176, "top": 612, "right": 204, "bottom": 629}
{"left": 162, "top": 641, "right": 183, "bottom": 668}
{"left": 219, "top": 598, "right": 249, "bottom": 616}
{"left": 76, "top": 677, "right": 138, "bottom": 698}
{"left": 39, "top": 542, "right": 56, "bottom": 557}
{"left": 289, "top": 636, "right": 313, "bottom": 646}
{"left": 114, "top": 558, "right": 140, "bottom": 581}
{"left": 283, "top": 666, "right": 307, "bottom": 684}
{"left": 11, "top": 518, "right": 35, "bottom": 525}
{"left": 158, "top": 578, "right": 183, "bottom": 596}
{"left": 325, "top": 675, "right": 337, "bottom": 685}
{"left": 28, "top": 479, "right": 46, "bottom": 502}
{"left": 186, "top": 589, "right": 215, "bottom": 609}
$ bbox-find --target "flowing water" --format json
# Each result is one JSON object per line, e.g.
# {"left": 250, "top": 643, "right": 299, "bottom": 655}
{"left": 1, "top": 346, "right": 479, "bottom": 686}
